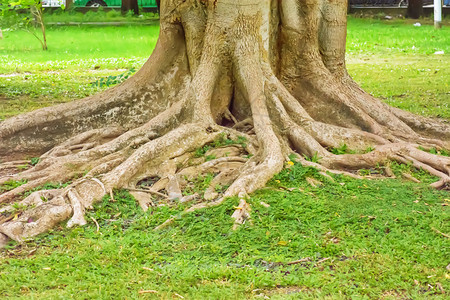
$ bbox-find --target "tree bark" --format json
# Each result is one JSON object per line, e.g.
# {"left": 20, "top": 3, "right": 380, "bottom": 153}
{"left": 0, "top": 0, "right": 449, "bottom": 247}
{"left": 407, "top": 0, "right": 424, "bottom": 19}
{"left": 121, "top": 0, "right": 139, "bottom": 15}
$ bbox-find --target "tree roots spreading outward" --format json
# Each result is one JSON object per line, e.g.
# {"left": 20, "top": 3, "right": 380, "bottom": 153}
{"left": 0, "top": 0, "right": 449, "bottom": 247}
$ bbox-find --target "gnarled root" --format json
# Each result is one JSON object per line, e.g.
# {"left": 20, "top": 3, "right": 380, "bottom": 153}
{"left": 1, "top": 0, "right": 449, "bottom": 247}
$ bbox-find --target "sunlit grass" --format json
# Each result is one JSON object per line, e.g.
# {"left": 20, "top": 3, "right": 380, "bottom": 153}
{"left": 1, "top": 17, "right": 449, "bottom": 120}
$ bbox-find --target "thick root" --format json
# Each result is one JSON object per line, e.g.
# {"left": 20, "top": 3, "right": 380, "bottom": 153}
{"left": 1, "top": 0, "right": 450, "bottom": 247}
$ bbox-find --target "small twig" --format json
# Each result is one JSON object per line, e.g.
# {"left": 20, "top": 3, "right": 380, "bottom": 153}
{"left": 319, "top": 172, "right": 334, "bottom": 182}
{"left": 231, "top": 199, "right": 251, "bottom": 230}
{"left": 260, "top": 201, "right": 270, "bottom": 208}
{"left": 285, "top": 257, "right": 311, "bottom": 265}
{"left": 127, "top": 187, "right": 169, "bottom": 199}
{"left": 436, "top": 282, "right": 445, "bottom": 294}
{"left": 109, "top": 189, "right": 115, "bottom": 202}
{"left": 154, "top": 216, "right": 176, "bottom": 231}
{"left": 384, "top": 164, "right": 395, "bottom": 177}
{"left": 306, "top": 177, "right": 323, "bottom": 188}
{"left": 138, "top": 290, "right": 158, "bottom": 294}
{"left": 431, "top": 227, "right": 450, "bottom": 238}
{"left": 316, "top": 257, "right": 330, "bottom": 265}
{"left": 402, "top": 173, "right": 420, "bottom": 183}
{"left": 90, "top": 217, "right": 100, "bottom": 233}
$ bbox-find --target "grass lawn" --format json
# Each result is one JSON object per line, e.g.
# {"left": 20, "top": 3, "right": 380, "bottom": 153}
{"left": 0, "top": 16, "right": 449, "bottom": 299}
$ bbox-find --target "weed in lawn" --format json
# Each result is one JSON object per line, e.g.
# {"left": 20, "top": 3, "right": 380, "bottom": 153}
{"left": 419, "top": 146, "right": 450, "bottom": 157}
{"left": 194, "top": 134, "right": 247, "bottom": 158}
{"left": 29, "top": 157, "right": 40, "bottom": 166}
{"left": 23, "top": 182, "right": 72, "bottom": 197}
{"left": 303, "top": 152, "right": 321, "bottom": 163}
{"left": 183, "top": 173, "right": 215, "bottom": 197}
{"left": 329, "top": 144, "right": 375, "bottom": 155}
{"left": 0, "top": 179, "right": 28, "bottom": 194}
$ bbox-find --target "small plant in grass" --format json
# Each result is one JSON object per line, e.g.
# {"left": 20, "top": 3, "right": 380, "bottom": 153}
{"left": 194, "top": 133, "right": 247, "bottom": 158}
{"left": 205, "top": 154, "right": 216, "bottom": 161}
{"left": 364, "top": 146, "right": 375, "bottom": 153}
{"left": 24, "top": 181, "right": 71, "bottom": 197}
{"left": 30, "top": 157, "right": 40, "bottom": 166}
{"left": 330, "top": 144, "right": 375, "bottom": 155}
{"left": 330, "top": 144, "right": 350, "bottom": 155}
{"left": 0, "top": 179, "right": 27, "bottom": 193}
{"left": 0, "top": 0, "right": 52, "bottom": 50}
{"left": 419, "top": 146, "right": 449, "bottom": 157}
{"left": 271, "top": 157, "right": 321, "bottom": 185}
{"left": 358, "top": 169, "right": 372, "bottom": 176}
{"left": 303, "top": 152, "right": 320, "bottom": 163}
{"left": 87, "top": 189, "right": 141, "bottom": 224}
{"left": 183, "top": 173, "right": 215, "bottom": 196}
{"left": 8, "top": 202, "right": 30, "bottom": 216}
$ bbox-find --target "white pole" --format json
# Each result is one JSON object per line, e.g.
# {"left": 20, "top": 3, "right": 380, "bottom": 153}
{"left": 435, "top": 0, "right": 442, "bottom": 28}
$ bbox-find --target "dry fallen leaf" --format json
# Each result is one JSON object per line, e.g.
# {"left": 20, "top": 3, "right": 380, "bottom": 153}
{"left": 138, "top": 290, "right": 158, "bottom": 294}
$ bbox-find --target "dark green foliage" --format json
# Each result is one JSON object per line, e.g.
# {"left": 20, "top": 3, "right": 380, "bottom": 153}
{"left": 91, "top": 68, "right": 136, "bottom": 88}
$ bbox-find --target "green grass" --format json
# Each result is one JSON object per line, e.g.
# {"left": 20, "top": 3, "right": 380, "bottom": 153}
{"left": 1, "top": 16, "right": 449, "bottom": 120}
{"left": 346, "top": 17, "right": 450, "bottom": 56}
{"left": 0, "top": 162, "right": 448, "bottom": 299}
{"left": 346, "top": 17, "right": 450, "bottom": 119}
{"left": 0, "top": 16, "right": 449, "bottom": 299}
{"left": 0, "top": 25, "right": 158, "bottom": 64}
{"left": 0, "top": 25, "right": 158, "bottom": 119}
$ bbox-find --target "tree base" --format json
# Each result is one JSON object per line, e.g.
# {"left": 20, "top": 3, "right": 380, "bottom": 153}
{"left": 0, "top": 0, "right": 449, "bottom": 247}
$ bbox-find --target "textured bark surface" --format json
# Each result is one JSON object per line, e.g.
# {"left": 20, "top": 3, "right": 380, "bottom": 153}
{"left": 0, "top": 0, "right": 449, "bottom": 247}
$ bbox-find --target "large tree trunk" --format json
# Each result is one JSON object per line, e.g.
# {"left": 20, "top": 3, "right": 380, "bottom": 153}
{"left": 121, "top": 0, "right": 139, "bottom": 15}
{"left": 407, "top": 0, "right": 423, "bottom": 19}
{"left": 0, "top": 0, "right": 449, "bottom": 247}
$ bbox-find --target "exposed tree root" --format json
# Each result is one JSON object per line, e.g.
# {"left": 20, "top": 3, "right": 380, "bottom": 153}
{"left": 0, "top": 0, "right": 449, "bottom": 247}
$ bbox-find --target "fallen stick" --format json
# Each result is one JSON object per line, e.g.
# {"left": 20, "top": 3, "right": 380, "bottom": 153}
{"left": 90, "top": 217, "right": 100, "bottom": 233}
{"left": 431, "top": 227, "right": 450, "bottom": 238}
{"left": 285, "top": 257, "right": 311, "bottom": 265}
{"left": 127, "top": 187, "right": 169, "bottom": 199}
{"left": 231, "top": 199, "right": 251, "bottom": 230}
{"left": 138, "top": 290, "right": 158, "bottom": 294}
{"left": 316, "top": 257, "right": 331, "bottom": 264}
